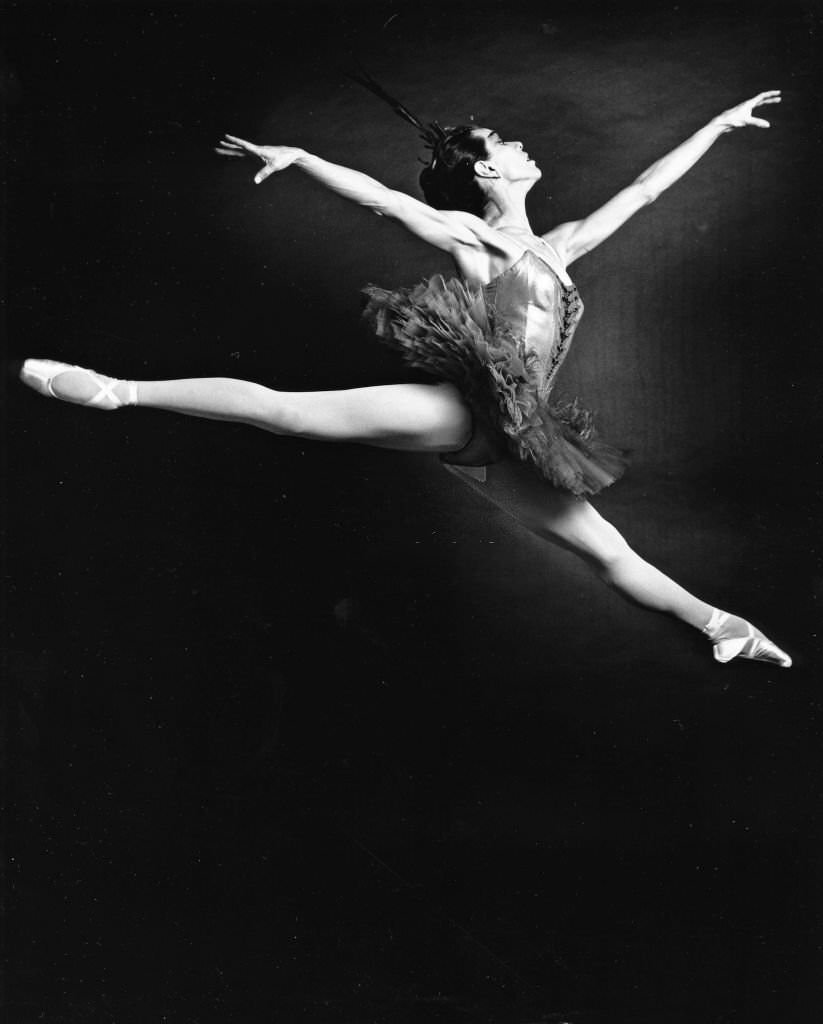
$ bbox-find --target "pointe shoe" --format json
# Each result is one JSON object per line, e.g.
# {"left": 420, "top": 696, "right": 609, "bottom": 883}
{"left": 20, "top": 359, "right": 137, "bottom": 410}
{"left": 703, "top": 609, "right": 792, "bottom": 668}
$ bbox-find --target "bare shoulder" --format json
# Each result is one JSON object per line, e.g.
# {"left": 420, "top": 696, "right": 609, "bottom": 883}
{"left": 451, "top": 210, "right": 515, "bottom": 251}
{"left": 540, "top": 222, "right": 576, "bottom": 266}
{"left": 449, "top": 211, "right": 521, "bottom": 273}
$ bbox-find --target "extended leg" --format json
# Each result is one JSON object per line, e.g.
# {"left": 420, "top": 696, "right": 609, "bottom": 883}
{"left": 468, "top": 460, "right": 712, "bottom": 626}
{"left": 450, "top": 459, "right": 791, "bottom": 666}
{"left": 19, "top": 360, "right": 472, "bottom": 452}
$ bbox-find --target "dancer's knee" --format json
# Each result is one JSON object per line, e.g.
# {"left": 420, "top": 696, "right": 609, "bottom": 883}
{"left": 241, "top": 385, "right": 302, "bottom": 434}
{"left": 534, "top": 504, "right": 632, "bottom": 574}
{"left": 593, "top": 545, "right": 635, "bottom": 586}
{"left": 587, "top": 528, "right": 634, "bottom": 580}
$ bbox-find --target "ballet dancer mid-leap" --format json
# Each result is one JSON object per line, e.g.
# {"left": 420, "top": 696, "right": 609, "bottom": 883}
{"left": 20, "top": 83, "right": 791, "bottom": 667}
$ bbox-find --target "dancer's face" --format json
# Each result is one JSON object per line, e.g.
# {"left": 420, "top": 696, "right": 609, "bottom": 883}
{"left": 472, "top": 128, "right": 542, "bottom": 185}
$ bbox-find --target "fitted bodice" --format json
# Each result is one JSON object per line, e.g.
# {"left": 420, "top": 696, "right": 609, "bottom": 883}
{"left": 482, "top": 249, "right": 584, "bottom": 392}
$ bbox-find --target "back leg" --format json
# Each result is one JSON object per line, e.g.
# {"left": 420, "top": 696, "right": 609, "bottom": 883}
{"left": 20, "top": 361, "right": 473, "bottom": 454}
{"left": 268, "top": 381, "right": 473, "bottom": 451}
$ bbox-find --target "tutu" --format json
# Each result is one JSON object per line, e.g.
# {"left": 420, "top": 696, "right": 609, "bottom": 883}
{"left": 362, "top": 249, "right": 628, "bottom": 497}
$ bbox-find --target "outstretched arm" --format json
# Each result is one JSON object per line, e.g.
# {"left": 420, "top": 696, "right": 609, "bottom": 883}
{"left": 544, "top": 91, "right": 782, "bottom": 266}
{"left": 216, "top": 135, "right": 494, "bottom": 255}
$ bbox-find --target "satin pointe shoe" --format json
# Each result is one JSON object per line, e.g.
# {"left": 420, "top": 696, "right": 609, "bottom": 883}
{"left": 20, "top": 359, "right": 137, "bottom": 409}
{"left": 703, "top": 609, "right": 792, "bottom": 668}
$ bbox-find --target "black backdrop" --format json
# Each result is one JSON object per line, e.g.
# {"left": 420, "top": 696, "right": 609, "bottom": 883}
{"left": 4, "top": 2, "right": 823, "bottom": 1021}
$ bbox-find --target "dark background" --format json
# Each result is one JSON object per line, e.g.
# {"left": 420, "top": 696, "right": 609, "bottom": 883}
{"left": 3, "top": 1, "right": 822, "bottom": 1021}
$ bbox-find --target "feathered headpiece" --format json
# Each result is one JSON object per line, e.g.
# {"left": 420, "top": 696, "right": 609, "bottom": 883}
{"left": 347, "top": 69, "right": 449, "bottom": 165}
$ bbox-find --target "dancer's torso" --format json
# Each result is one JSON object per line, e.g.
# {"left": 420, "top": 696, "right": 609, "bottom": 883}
{"left": 455, "top": 233, "right": 584, "bottom": 388}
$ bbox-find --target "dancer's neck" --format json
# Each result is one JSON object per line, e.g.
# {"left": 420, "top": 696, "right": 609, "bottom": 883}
{"left": 483, "top": 186, "right": 531, "bottom": 231}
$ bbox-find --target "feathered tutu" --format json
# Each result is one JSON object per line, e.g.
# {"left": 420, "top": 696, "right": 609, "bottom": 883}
{"left": 362, "top": 269, "right": 628, "bottom": 497}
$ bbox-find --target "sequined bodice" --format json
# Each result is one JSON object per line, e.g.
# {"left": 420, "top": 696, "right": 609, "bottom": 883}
{"left": 482, "top": 249, "right": 584, "bottom": 392}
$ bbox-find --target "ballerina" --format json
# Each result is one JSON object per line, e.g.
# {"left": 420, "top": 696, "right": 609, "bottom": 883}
{"left": 19, "top": 84, "right": 790, "bottom": 667}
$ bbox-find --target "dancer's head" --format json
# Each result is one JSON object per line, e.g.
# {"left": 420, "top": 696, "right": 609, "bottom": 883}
{"left": 349, "top": 72, "right": 541, "bottom": 218}
{"left": 420, "top": 127, "right": 541, "bottom": 216}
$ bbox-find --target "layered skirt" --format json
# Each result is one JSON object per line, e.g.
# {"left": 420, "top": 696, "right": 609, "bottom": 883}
{"left": 362, "top": 273, "right": 628, "bottom": 497}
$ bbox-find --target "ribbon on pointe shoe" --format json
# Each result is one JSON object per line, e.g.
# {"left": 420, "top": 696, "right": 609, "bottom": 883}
{"left": 21, "top": 359, "right": 137, "bottom": 409}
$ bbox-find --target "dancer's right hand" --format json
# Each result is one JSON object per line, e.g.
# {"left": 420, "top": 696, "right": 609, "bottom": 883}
{"left": 215, "top": 136, "right": 303, "bottom": 183}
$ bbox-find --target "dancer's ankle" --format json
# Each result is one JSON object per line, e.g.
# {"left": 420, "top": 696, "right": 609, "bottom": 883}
{"left": 702, "top": 607, "right": 791, "bottom": 668}
{"left": 702, "top": 607, "right": 734, "bottom": 640}
{"left": 49, "top": 369, "right": 137, "bottom": 408}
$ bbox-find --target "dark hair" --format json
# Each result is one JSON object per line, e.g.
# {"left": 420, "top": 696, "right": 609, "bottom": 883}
{"left": 419, "top": 126, "right": 490, "bottom": 216}
{"left": 346, "top": 72, "right": 490, "bottom": 215}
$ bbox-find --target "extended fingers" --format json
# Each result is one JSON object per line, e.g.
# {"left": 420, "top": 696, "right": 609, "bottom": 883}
{"left": 218, "top": 134, "right": 262, "bottom": 157}
{"left": 222, "top": 133, "right": 256, "bottom": 148}
{"left": 742, "top": 90, "right": 781, "bottom": 127}
{"left": 216, "top": 134, "right": 260, "bottom": 159}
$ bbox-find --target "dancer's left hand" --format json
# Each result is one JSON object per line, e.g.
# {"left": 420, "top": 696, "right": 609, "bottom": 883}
{"left": 712, "top": 90, "right": 782, "bottom": 130}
